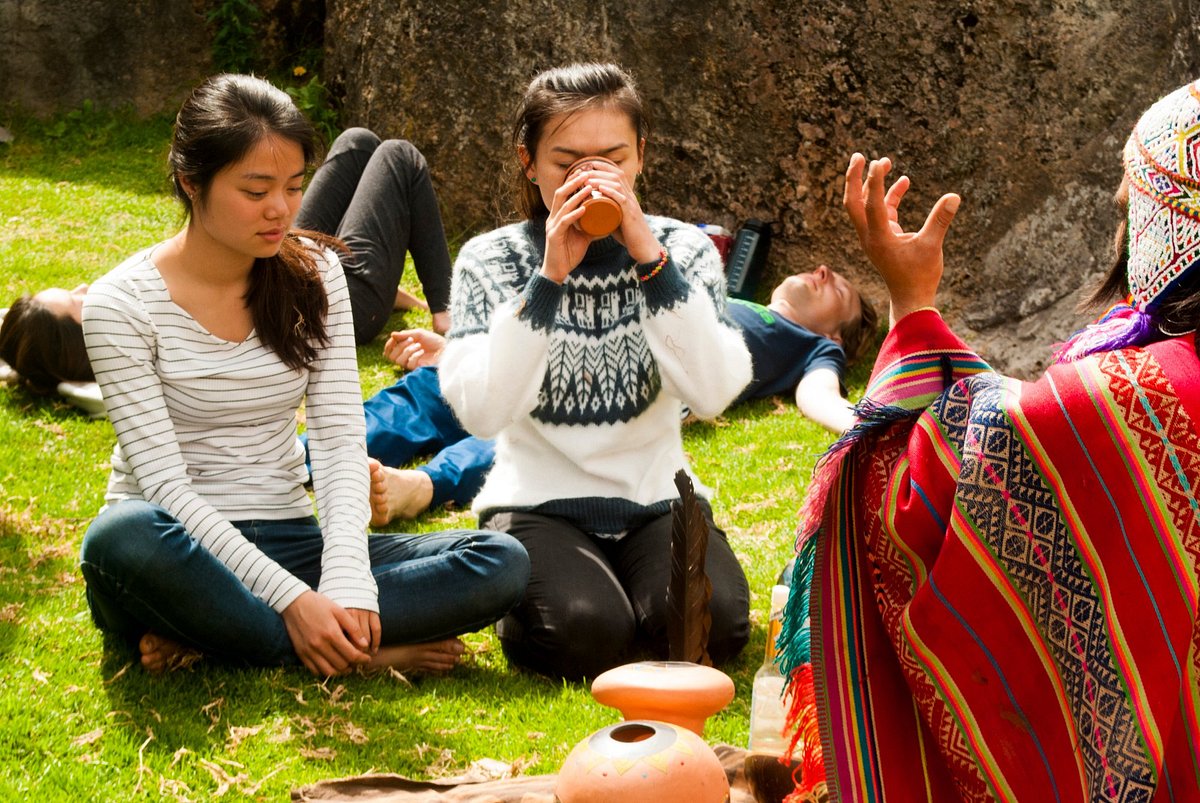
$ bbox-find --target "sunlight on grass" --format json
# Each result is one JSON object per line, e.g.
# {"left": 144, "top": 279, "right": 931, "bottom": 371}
{"left": 0, "top": 110, "right": 866, "bottom": 799}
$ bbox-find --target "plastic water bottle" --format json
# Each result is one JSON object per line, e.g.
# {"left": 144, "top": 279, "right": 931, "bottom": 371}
{"left": 748, "top": 584, "right": 790, "bottom": 752}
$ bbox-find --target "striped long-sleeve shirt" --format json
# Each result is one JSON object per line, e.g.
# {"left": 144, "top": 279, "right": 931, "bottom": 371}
{"left": 82, "top": 241, "right": 376, "bottom": 614}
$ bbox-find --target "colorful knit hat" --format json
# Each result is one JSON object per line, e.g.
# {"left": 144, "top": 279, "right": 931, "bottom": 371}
{"left": 1055, "top": 80, "right": 1200, "bottom": 362}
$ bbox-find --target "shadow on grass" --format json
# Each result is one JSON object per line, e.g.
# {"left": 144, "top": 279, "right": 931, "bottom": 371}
{"left": 0, "top": 505, "right": 89, "bottom": 655}
{"left": 1, "top": 109, "right": 174, "bottom": 198}
{"left": 89, "top": 630, "right": 610, "bottom": 792}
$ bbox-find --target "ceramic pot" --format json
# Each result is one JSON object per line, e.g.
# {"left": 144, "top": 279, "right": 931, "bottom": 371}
{"left": 565, "top": 155, "right": 623, "bottom": 237}
{"left": 590, "top": 660, "right": 735, "bottom": 736}
{"left": 556, "top": 720, "right": 729, "bottom": 803}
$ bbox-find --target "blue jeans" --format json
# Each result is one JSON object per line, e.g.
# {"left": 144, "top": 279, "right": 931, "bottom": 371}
{"left": 303, "top": 366, "right": 496, "bottom": 510}
{"left": 79, "top": 500, "right": 529, "bottom": 667}
{"left": 363, "top": 367, "right": 495, "bottom": 508}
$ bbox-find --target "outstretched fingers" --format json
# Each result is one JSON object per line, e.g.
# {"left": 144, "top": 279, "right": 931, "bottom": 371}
{"left": 918, "top": 191, "right": 962, "bottom": 246}
{"left": 883, "top": 174, "right": 911, "bottom": 235}
{"left": 843, "top": 152, "right": 868, "bottom": 237}
{"left": 862, "top": 156, "right": 894, "bottom": 237}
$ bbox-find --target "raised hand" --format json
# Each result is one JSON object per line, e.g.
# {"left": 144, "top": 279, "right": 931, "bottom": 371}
{"left": 843, "top": 153, "right": 961, "bottom": 324}
{"left": 576, "top": 159, "right": 662, "bottom": 264}
{"left": 541, "top": 169, "right": 599, "bottom": 283}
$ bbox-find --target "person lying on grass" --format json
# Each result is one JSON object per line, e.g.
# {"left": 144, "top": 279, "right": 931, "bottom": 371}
{"left": 74, "top": 73, "right": 529, "bottom": 677}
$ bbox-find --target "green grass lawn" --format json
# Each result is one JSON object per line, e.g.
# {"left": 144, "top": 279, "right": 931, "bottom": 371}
{"left": 0, "top": 110, "right": 868, "bottom": 800}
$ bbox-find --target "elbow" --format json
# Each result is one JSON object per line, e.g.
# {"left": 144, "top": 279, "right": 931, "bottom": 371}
{"left": 687, "top": 362, "right": 752, "bottom": 419}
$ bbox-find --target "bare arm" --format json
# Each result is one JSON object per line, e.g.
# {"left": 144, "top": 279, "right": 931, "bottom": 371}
{"left": 795, "top": 367, "right": 855, "bottom": 435}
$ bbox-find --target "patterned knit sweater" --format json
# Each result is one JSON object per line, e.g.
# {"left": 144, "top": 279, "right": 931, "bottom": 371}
{"left": 82, "top": 242, "right": 376, "bottom": 615}
{"left": 440, "top": 216, "right": 752, "bottom": 535}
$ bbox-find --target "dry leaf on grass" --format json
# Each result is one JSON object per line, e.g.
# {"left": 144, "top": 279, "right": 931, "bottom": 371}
{"left": 339, "top": 720, "right": 368, "bottom": 745}
{"left": 467, "top": 757, "right": 516, "bottom": 781}
{"left": 168, "top": 747, "right": 190, "bottom": 768}
{"left": 421, "top": 746, "right": 456, "bottom": 776}
{"left": 266, "top": 722, "right": 294, "bottom": 744}
{"left": 0, "top": 603, "right": 23, "bottom": 623}
{"left": 200, "top": 697, "right": 225, "bottom": 731}
{"left": 226, "top": 724, "right": 263, "bottom": 750}
{"left": 300, "top": 746, "right": 337, "bottom": 761}
{"left": 198, "top": 758, "right": 249, "bottom": 796}
{"left": 103, "top": 662, "right": 132, "bottom": 685}
{"left": 157, "top": 777, "right": 193, "bottom": 801}
{"left": 242, "top": 762, "right": 289, "bottom": 796}
{"left": 70, "top": 728, "right": 103, "bottom": 748}
{"left": 294, "top": 716, "right": 318, "bottom": 739}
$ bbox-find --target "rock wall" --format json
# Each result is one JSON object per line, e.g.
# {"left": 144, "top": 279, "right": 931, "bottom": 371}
{"left": 0, "top": 0, "right": 212, "bottom": 116}
{"left": 327, "top": 0, "right": 1200, "bottom": 375}
{"left": 0, "top": 0, "right": 321, "bottom": 118}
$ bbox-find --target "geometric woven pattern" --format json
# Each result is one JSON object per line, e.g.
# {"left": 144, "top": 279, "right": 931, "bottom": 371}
{"left": 1124, "top": 81, "right": 1200, "bottom": 310}
{"left": 452, "top": 226, "right": 666, "bottom": 425}
{"left": 939, "top": 375, "right": 1156, "bottom": 798}
{"left": 792, "top": 308, "right": 1200, "bottom": 803}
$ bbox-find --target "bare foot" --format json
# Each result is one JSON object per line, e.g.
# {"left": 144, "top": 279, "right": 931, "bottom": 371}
{"left": 138, "top": 632, "right": 202, "bottom": 673}
{"left": 368, "top": 637, "right": 466, "bottom": 673}
{"left": 368, "top": 458, "right": 434, "bottom": 527}
{"left": 394, "top": 288, "right": 429, "bottom": 312}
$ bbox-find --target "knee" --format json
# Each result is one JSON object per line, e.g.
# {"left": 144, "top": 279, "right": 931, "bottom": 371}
{"left": 80, "top": 501, "right": 179, "bottom": 575}
{"left": 468, "top": 532, "right": 531, "bottom": 609}
{"left": 374, "top": 138, "right": 429, "bottom": 178}
{"left": 500, "top": 596, "right": 635, "bottom": 680}
{"left": 330, "top": 127, "right": 381, "bottom": 156}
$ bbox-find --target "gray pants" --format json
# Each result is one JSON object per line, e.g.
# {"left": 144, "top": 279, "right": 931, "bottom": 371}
{"left": 296, "top": 127, "right": 452, "bottom": 344}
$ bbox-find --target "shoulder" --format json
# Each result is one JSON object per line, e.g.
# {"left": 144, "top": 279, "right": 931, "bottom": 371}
{"left": 454, "top": 222, "right": 542, "bottom": 289}
{"left": 647, "top": 216, "right": 711, "bottom": 252}
{"left": 459, "top": 221, "right": 536, "bottom": 259}
{"left": 293, "top": 235, "right": 343, "bottom": 279}
{"left": 648, "top": 216, "right": 719, "bottom": 270}
{"left": 85, "top": 246, "right": 160, "bottom": 316}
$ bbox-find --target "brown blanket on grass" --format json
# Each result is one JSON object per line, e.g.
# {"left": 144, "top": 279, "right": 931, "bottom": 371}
{"left": 292, "top": 745, "right": 821, "bottom": 802}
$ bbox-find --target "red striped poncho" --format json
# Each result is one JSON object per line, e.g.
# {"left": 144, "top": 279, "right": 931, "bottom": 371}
{"left": 779, "top": 308, "right": 1200, "bottom": 802}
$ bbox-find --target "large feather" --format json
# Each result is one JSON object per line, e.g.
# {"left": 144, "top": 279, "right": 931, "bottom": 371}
{"left": 667, "top": 469, "right": 713, "bottom": 665}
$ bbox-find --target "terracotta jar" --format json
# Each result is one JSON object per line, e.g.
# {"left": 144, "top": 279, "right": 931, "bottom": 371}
{"left": 565, "top": 155, "right": 623, "bottom": 237}
{"left": 590, "top": 660, "right": 735, "bottom": 736}
{"left": 556, "top": 720, "right": 729, "bottom": 803}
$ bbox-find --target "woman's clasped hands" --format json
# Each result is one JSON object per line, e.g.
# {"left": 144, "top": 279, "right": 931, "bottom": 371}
{"left": 281, "top": 590, "right": 381, "bottom": 676}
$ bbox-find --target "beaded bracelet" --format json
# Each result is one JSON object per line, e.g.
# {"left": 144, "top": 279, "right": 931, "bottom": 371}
{"left": 637, "top": 249, "right": 669, "bottom": 282}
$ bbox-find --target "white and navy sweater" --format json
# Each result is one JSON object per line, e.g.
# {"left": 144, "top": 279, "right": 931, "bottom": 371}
{"left": 440, "top": 216, "right": 752, "bottom": 536}
{"left": 82, "top": 243, "right": 376, "bottom": 615}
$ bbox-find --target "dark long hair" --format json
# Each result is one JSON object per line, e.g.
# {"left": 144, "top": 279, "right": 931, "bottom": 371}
{"left": 510, "top": 63, "right": 650, "bottom": 220}
{"left": 171, "top": 73, "right": 336, "bottom": 370}
{"left": 0, "top": 296, "right": 94, "bottom": 394}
